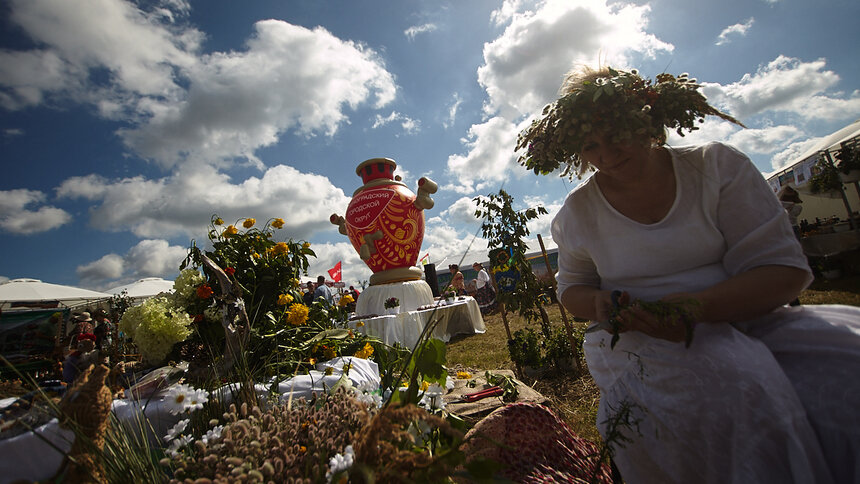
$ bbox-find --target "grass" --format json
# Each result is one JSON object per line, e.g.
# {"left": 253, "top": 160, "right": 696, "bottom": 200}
{"left": 445, "top": 274, "right": 860, "bottom": 444}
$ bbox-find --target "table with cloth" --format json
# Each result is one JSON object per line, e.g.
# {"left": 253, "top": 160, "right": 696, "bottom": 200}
{"left": 349, "top": 296, "right": 486, "bottom": 348}
{"left": 801, "top": 229, "right": 860, "bottom": 257}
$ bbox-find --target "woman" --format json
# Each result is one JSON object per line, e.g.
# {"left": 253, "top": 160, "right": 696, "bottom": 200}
{"left": 520, "top": 66, "right": 860, "bottom": 483}
{"left": 471, "top": 262, "right": 497, "bottom": 314}
{"left": 448, "top": 264, "right": 467, "bottom": 296}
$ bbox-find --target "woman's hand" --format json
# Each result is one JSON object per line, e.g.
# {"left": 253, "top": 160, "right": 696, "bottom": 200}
{"left": 614, "top": 299, "right": 695, "bottom": 343}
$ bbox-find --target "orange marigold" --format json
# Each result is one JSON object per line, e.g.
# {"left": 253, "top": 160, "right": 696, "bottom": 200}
{"left": 277, "top": 293, "right": 293, "bottom": 305}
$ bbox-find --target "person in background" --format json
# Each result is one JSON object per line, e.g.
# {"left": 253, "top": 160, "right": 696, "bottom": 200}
{"left": 313, "top": 275, "right": 334, "bottom": 304}
{"left": 471, "top": 262, "right": 497, "bottom": 314}
{"left": 537, "top": 65, "right": 860, "bottom": 483}
{"left": 448, "top": 264, "right": 467, "bottom": 295}
{"left": 778, "top": 186, "right": 803, "bottom": 238}
{"left": 62, "top": 333, "right": 99, "bottom": 385}
{"left": 303, "top": 282, "right": 316, "bottom": 305}
{"left": 92, "top": 308, "right": 114, "bottom": 354}
{"left": 66, "top": 312, "right": 94, "bottom": 350}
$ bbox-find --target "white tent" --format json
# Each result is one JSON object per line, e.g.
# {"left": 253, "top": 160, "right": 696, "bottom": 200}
{"left": 0, "top": 278, "right": 111, "bottom": 310}
{"left": 107, "top": 277, "right": 174, "bottom": 300}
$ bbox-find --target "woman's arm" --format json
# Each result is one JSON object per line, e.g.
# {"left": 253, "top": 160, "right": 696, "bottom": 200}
{"left": 665, "top": 264, "right": 808, "bottom": 323}
{"left": 559, "top": 284, "right": 620, "bottom": 322}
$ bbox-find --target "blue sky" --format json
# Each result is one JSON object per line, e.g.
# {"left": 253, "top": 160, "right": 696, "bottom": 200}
{"left": 1, "top": 0, "right": 858, "bottom": 291}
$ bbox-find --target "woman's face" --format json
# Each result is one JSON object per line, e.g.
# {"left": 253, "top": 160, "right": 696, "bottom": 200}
{"left": 580, "top": 135, "right": 648, "bottom": 178}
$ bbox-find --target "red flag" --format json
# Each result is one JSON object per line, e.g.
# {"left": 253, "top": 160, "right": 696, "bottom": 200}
{"left": 328, "top": 261, "right": 342, "bottom": 282}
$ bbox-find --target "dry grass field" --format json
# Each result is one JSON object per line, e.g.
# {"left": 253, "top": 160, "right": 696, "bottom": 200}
{"left": 445, "top": 275, "right": 860, "bottom": 443}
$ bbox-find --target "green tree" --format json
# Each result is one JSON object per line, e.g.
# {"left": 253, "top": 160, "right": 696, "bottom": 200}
{"left": 474, "top": 189, "right": 551, "bottom": 340}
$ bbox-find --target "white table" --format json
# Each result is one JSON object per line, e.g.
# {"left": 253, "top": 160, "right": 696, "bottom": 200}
{"left": 349, "top": 296, "right": 486, "bottom": 348}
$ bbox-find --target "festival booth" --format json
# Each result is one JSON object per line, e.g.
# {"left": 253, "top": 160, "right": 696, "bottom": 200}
{"left": 0, "top": 278, "right": 111, "bottom": 312}
{"left": 330, "top": 158, "right": 486, "bottom": 347}
{"left": 766, "top": 121, "right": 860, "bottom": 274}
{"left": 107, "top": 277, "right": 175, "bottom": 305}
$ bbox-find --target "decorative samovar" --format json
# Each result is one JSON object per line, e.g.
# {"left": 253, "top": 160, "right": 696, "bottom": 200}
{"left": 331, "top": 157, "right": 437, "bottom": 286}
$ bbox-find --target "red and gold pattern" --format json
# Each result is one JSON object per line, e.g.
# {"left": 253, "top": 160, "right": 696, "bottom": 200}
{"left": 345, "top": 184, "right": 424, "bottom": 272}
{"left": 331, "top": 158, "right": 437, "bottom": 285}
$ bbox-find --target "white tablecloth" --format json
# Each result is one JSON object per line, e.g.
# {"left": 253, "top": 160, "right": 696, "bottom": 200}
{"left": 349, "top": 296, "right": 486, "bottom": 348}
{"left": 355, "top": 279, "right": 435, "bottom": 315}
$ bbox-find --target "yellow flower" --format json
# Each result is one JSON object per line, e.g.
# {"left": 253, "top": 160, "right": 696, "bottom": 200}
{"left": 353, "top": 342, "right": 374, "bottom": 359}
{"left": 290, "top": 278, "right": 300, "bottom": 287}
{"left": 214, "top": 217, "right": 224, "bottom": 225}
{"left": 251, "top": 252, "right": 261, "bottom": 259}
{"left": 302, "top": 242, "right": 311, "bottom": 249}
{"left": 356, "top": 321, "right": 365, "bottom": 328}
{"left": 324, "top": 367, "right": 333, "bottom": 376}
{"left": 277, "top": 294, "right": 293, "bottom": 306}
{"left": 243, "top": 218, "right": 256, "bottom": 228}
{"left": 286, "top": 304, "right": 309, "bottom": 326}
{"left": 337, "top": 294, "right": 354, "bottom": 307}
{"left": 420, "top": 380, "right": 430, "bottom": 391}
{"left": 456, "top": 371, "right": 472, "bottom": 380}
{"left": 309, "top": 358, "right": 316, "bottom": 365}
{"left": 223, "top": 225, "right": 238, "bottom": 236}
{"left": 272, "top": 218, "right": 285, "bottom": 229}
{"left": 324, "top": 347, "right": 336, "bottom": 360}
{"left": 271, "top": 242, "right": 289, "bottom": 256}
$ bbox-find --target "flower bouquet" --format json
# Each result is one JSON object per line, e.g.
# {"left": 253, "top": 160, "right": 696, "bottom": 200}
{"left": 384, "top": 297, "right": 400, "bottom": 315}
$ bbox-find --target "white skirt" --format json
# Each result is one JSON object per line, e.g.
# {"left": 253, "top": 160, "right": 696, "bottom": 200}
{"left": 584, "top": 304, "right": 860, "bottom": 484}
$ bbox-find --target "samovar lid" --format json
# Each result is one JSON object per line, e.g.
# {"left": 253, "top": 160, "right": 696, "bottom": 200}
{"left": 356, "top": 158, "right": 397, "bottom": 184}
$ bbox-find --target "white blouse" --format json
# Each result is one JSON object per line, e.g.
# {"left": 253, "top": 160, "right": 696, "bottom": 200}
{"left": 551, "top": 141, "right": 811, "bottom": 306}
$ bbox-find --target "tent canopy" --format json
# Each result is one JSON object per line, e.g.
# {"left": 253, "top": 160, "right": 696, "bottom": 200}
{"left": 768, "top": 119, "right": 860, "bottom": 180}
{"left": 0, "top": 278, "right": 110, "bottom": 309}
{"left": 107, "top": 277, "right": 174, "bottom": 299}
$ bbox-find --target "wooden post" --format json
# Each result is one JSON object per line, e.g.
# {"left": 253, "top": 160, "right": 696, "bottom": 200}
{"left": 537, "top": 234, "right": 583, "bottom": 374}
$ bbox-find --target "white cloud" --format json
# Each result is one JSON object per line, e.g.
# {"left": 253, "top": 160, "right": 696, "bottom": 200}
{"left": 701, "top": 56, "right": 860, "bottom": 121}
{"left": 404, "top": 23, "right": 437, "bottom": 40}
{"left": 1, "top": 0, "right": 200, "bottom": 111}
{"left": 715, "top": 17, "right": 754, "bottom": 46}
{"left": 478, "top": 0, "right": 672, "bottom": 119}
{"left": 1, "top": 1, "right": 398, "bottom": 169}
{"left": 490, "top": 0, "right": 526, "bottom": 26}
{"left": 57, "top": 164, "right": 350, "bottom": 239}
{"left": 438, "top": 197, "right": 481, "bottom": 226}
{"left": 446, "top": 116, "right": 521, "bottom": 187}
{"left": 448, "top": 0, "right": 673, "bottom": 186}
{"left": 0, "top": 189, "right": 71, "bottom": 234}
{"left": 125, "top": 239, "right": 188, "bottom": 277}
{"left": 77, "top": 253, "right": 125, "bottom": 284}
{"left": 769, "top": 137, "right": 826, "bottom": 171}
{"left": 371, "top": 111, "right": 421, "bottom": 134}
{"left": 76, "top": 238, "right": 186, "bottom": 288}
{"left": 443, "top": 92, "right": 462, "bottom": 129}
{"left": 121, "top": 19, "right": 397, "bottom": 168}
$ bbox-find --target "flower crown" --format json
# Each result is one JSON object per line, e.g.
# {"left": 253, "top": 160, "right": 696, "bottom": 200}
{"left": 516, "top": 67, "right": 745, "bottom": 178}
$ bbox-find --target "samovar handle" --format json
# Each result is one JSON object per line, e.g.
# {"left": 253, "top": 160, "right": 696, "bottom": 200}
{"left": 329, "top": 214, "right": 348, "bottom": 235}
{"left": 414, "top": 177, "right": 438, "bottom": 210}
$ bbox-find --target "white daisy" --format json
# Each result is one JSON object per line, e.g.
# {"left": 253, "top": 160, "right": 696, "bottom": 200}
{"left": 164, "top": 383, "right": 194, "bottom": 415}
{"left": 187, "top": 388, "right": 209, "bottom": 412}
{"left": 164, "top": 418, "right": 190, "bottom": 442}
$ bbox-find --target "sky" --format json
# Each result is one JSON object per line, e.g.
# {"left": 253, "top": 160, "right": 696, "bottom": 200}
{"left": 1, "top": 0, "right": 858, "bottom": 292}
